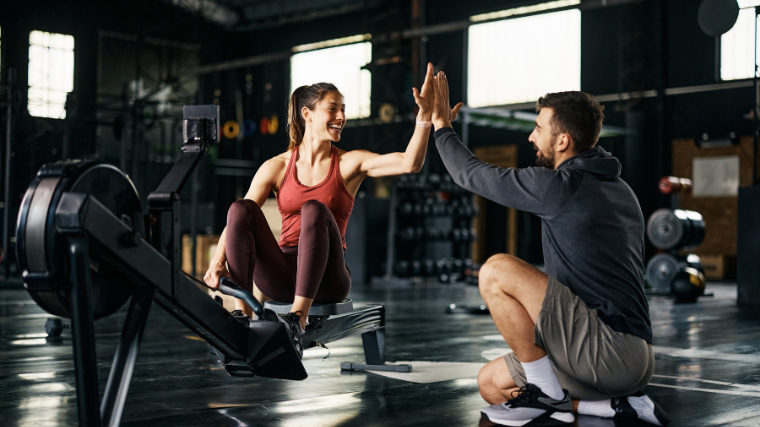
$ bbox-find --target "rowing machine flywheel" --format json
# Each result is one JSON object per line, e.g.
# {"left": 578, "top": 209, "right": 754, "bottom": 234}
{"left": 16, "top": 160, "right": 142, "bottom": 319}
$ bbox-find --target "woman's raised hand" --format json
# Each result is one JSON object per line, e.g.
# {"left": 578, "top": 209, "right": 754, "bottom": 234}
{"left": 412, "top": 63, "right": 436, "bottom": 122}
{"left": 432, "top": 71, "right": 464, "bottom": 129}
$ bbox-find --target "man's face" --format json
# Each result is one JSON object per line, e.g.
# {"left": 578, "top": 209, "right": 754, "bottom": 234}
{"left": 528, "top": 108, "right": 557, "bottom": 169}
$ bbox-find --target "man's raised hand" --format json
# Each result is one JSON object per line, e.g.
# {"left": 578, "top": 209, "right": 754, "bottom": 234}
{"left": 432, "top": 71, "right": 463, "bottom": 130}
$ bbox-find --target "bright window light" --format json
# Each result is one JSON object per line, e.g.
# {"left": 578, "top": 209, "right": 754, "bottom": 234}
{"left": 28, "top": 31, "right": 75, "bottom": 119}
{"left": 467, "top": 9, "right": 581, "bottom": 107}
{"left": 290, "top": 41, "right": 371, "bottom": 120}
{"left": 720, "top": 2, "right": 760, "bottom": 80}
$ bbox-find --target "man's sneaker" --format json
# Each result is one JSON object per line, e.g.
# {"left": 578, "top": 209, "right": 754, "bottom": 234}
{"left": 481, "top": 383, "right": 574, "bottom": 426}
{"left": 277, "top": 311, "right": 305, "bottom": 358}
{"left": 611, "top": 393, "right": 670, "bottom": 426}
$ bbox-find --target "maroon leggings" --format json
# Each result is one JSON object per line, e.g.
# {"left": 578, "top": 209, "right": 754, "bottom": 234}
{"left": 225, "top": 199, "right": 351, "bottom": 303}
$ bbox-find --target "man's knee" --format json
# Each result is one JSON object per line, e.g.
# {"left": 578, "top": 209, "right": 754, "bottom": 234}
{"left": 479, "top": 254, "right": 519, "bottom": 294}
{"left": 477, "top": 365, "right": 495, "bottom": 399}
{"left": 227, "top": 199, "right": 261, "bottom": 225}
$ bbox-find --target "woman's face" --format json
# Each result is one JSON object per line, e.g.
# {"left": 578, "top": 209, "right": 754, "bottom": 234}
{"left": 304, "top": 91, "right": 345, "bottom": 142}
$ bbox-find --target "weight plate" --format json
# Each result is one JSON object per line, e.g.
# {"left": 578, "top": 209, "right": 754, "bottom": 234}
{"left": 646, "top": 208, "right": 684, "bottom": 250}
{"left": 646, "top": 253, "right": 680, "bottom": 294}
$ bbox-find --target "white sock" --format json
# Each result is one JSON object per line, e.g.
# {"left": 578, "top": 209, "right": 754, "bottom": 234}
{"left": 627, "top": 395, "right": 663, "bottom": 426}
{"left": 521, "top": 355, "right": 564, "bottom": 400}
{"left": 578, "top": 400, "right": 614, "bottom": 418}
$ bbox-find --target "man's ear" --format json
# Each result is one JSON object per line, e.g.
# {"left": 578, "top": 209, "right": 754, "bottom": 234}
{"left": 301, "top": 106, "right": 311, "bottom": 122}
{"left": 556, "top": 133, "right": 572, "bottom": 152}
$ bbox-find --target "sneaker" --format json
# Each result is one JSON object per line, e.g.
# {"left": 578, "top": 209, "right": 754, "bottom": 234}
{"left": 611, "top": 393, "right": 670, "bottom": 426}
{"left": 481, "top": 384, "right": 574, "bottom": 426}
{"left": 277, "top": 312, "right": 305, "bottom": 358}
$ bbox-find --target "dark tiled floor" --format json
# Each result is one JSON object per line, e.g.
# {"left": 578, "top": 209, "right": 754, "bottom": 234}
{"left": 1, "top": 282, "right": 759, "bottom": 426}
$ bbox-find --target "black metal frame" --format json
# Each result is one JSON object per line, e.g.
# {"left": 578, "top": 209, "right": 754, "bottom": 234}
{"left": 21, "top": 105, "right": 405, "bottom": 426}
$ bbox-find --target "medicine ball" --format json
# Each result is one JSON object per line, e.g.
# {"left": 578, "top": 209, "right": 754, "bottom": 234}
{"left": 672, "top": 267, "right": 706, "bottom": 303}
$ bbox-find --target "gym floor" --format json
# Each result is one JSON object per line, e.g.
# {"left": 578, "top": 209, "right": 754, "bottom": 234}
{"left": 0, "top": 282, "right": 758, "bottom": 427}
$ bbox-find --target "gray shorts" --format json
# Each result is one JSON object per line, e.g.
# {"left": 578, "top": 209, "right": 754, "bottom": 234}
{"left": 504, "top": 276, "right": 654, "bottom": 400}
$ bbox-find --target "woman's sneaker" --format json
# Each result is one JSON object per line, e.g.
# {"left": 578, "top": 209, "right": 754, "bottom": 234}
{"left": 611, "top": 393, "right": 670, "bottom": 426}
{"left": 277, "top": 312, "right": 305, "bottom": 358}
{"left": 481, "top": 383, "right": 574, "bottom": 426}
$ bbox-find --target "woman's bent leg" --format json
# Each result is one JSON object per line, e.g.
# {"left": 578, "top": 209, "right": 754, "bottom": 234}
{"left": 225, "top": 199, "right": 295, "bottom": 309}
{"left": 296, "top": 200, "right": 352, "bottom": 304}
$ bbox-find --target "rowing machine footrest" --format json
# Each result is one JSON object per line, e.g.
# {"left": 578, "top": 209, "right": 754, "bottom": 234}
{"left": 264, "top": 298, "right": 353, "bottom": 316}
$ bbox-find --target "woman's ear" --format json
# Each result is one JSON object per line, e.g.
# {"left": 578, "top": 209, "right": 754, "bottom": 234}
{"left": 301, "top": 106, "right": 311, "bottom": 122}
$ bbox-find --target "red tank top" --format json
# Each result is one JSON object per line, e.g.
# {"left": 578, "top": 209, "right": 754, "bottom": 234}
{"left": 277, "top": 144, "right": 355, "bottom": 249}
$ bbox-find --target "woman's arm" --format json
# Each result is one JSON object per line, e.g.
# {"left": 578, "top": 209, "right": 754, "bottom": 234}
{"left": 204, "top": 158, "right": 282, "bottom": 288}
{"left": 349, "top": 64, "right": 461, "bottom": 178}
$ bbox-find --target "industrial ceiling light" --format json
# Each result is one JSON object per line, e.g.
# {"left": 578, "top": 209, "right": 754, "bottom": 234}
{"left": 469, "top": 0, "right": 581, "bottom": 23}
{"left": 292, "top": 34, "right": 372, "bottom": 53}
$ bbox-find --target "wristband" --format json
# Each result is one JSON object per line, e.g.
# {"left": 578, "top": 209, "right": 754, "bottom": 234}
{"left": 416, "top": 119, "right": 432, "bottom": 128}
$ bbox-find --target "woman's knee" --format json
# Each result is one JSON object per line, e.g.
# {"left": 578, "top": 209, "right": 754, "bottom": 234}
{"left": 300, "top": 200, "right": 330, "bottom": 226}
{"left": 227, "top": 199, "right": 261, "bottom": 226}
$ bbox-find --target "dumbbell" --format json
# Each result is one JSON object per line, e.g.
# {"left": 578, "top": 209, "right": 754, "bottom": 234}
{"left": 400, "top": 227, "right": 415, "bottom": 241}
{"left": 414, "top": 202, "right": 424, "bottom": 215}
{"left": 441, "top": 175, "right": 454, "bottom": 191}
{"left": 432, "top": 202, "right": 445, "bottom": 216}
{"left": 453, "top": 259, "right": 464, "bottom": 274}
{"left": 411, "top": 260, "right": 422, "bottom": 276}
{"left": 427, "top": 227, "right": 441, "bottom": 239}
{"left": 429, "top": 174, "right": 441, "bottom": 186}
{"left": 397, "top": 260, "right": 410, "bottom": 276}
{"left": 424, "top": 259, "right": 435, "bottom": 277}
{"left": 415, "top": 227, "right": 425, "bottom": 241}
{"left": 45, "top": 318, "right": 69, "bottom": 337}
{"left": 452, "top": 228, "right": 462, "bottom": 242}
{"left": 400, "top": 202, "right": 414, "bottom": 215}
{"left": 423, "top": 200, "right": 432, "bottom": 215}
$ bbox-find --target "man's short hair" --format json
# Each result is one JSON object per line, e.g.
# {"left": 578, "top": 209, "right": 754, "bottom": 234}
{"left": 536, "top": 91, "right": 605, "bottom": 153}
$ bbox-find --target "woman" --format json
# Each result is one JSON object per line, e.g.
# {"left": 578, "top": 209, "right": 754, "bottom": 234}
{"left": 204, "top": 63, "right": 462, "bottom": 356}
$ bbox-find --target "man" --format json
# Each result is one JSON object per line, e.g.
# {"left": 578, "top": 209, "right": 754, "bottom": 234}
{"left": 430, "top": 72, "right": 669, "bottom": 426}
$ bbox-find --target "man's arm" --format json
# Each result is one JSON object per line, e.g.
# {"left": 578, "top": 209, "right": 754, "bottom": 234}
{"left": 434, "top": 127, "right": 562, "bottom": 217}
{"left": 431, "top": 72, "right": 565, "bottom": 217}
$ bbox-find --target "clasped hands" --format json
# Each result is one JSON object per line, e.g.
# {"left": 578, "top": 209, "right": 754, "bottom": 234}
{"left": 412, "top": 62, "right": 464, "bottom": 130}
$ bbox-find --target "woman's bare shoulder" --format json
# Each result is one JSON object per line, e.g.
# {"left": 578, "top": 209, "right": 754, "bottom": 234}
{"left": 264, "top": 151, "right": 290, "bottom": 167}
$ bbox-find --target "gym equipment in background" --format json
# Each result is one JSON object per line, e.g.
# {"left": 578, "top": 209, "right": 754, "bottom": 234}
{"left": 385, "top": 173, "right": 477, "bottom": 283}
{"left": 645, "top": 177, "right": 709, "bottom": 302}
{"left": 16, "top": 105, "right": 406, "bottom": 427}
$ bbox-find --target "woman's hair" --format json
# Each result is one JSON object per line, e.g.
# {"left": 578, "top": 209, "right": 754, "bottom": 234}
{"left": 287, "top": 83, "right": 341, "bottom": 151}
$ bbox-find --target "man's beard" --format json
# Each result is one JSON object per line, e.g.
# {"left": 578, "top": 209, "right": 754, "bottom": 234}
{"left": 534, "top": 140, "right": 556, "bottom": 169}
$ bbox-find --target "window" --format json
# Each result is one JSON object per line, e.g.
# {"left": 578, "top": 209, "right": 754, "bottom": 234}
{"left": 290, "top": 39, "right": 371, "bottom": 119}
{"left": 28, "top": 31, "right": 75, "bottom": 119}
{"left": 467, "top": 9, "right": 581, "bottom": 107}
{"left": 720, "top": 0, "right": 760, "bottom": 81}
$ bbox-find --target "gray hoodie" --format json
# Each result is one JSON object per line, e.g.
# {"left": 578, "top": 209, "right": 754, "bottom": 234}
{"left": 435, "top": 127, "right": 651, "bottom": 343}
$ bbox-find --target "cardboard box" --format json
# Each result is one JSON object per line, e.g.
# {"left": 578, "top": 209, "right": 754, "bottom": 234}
{"left": 699, "top": 255, "right": 737, "bottom": 280}
{"left": 700, "top": 255, "right": 725, "bottom": 280}
{"left": 182, "top": 234, "right": 220, "bottom": 277}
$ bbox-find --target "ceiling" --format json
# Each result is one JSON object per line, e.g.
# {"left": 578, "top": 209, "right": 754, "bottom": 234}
{"left": 164, "top": 0, "right": 380, "bottom": 31}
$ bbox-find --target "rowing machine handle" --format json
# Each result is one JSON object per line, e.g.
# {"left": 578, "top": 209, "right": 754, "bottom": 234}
{"left": 218, "top": 277, "right": 267, "bottom": 318}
